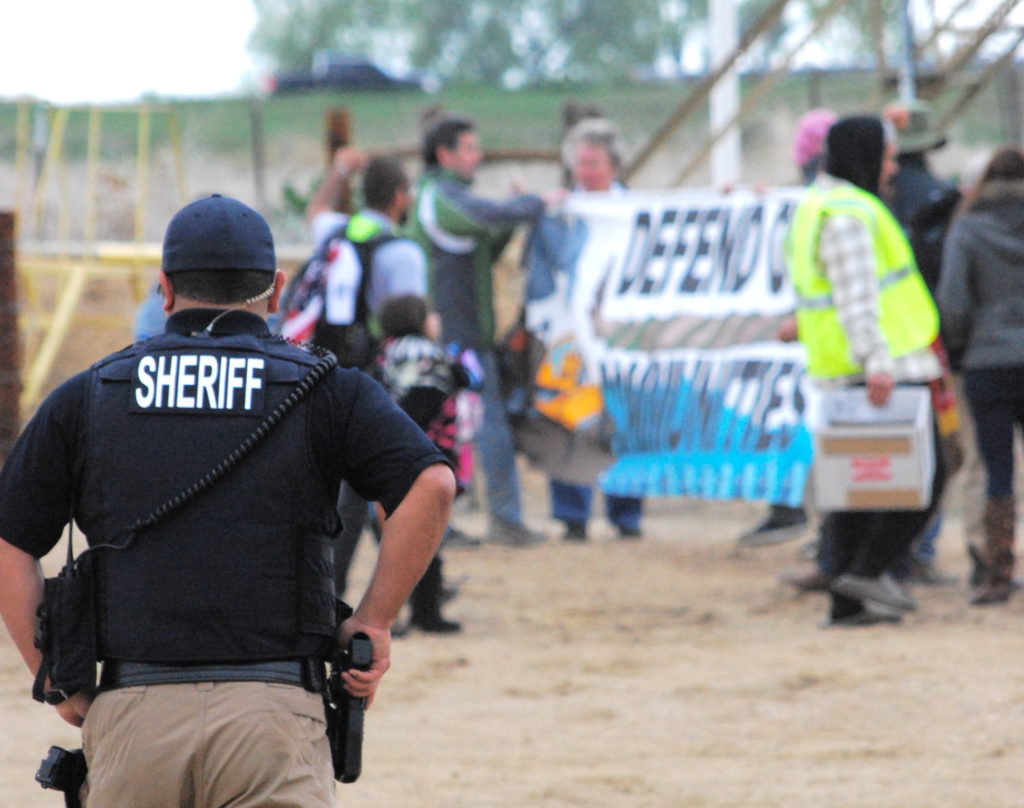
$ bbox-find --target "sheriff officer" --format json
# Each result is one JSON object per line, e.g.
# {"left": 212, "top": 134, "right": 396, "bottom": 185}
{"left": 0, "top": 194, "right": 455, "bottom": 807}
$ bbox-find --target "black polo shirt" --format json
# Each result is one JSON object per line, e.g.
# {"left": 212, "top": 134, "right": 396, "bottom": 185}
{"left": 0, "top": 309, "right": 449, "bottom": 559}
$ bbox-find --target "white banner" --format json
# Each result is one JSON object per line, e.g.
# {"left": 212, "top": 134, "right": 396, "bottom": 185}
{"left": 520, "top": 187, "right": 814, "bottom": 505}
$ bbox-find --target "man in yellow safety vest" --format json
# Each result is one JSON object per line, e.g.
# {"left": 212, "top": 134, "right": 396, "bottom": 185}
{"left": 787, "top": 114, "right": 947, "bottom": 628}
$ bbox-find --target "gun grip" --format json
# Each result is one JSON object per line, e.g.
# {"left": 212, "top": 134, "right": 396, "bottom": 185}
{"left": 336, "top": 632, "right": 373, "bottom": 784}
{"left": 348, "top": 634, "right": 372, "bottom": 671}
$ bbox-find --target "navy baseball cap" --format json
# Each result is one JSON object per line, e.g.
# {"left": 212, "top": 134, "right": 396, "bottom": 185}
{"left": 162, "top": 194, "right": 276, "bottom": 274}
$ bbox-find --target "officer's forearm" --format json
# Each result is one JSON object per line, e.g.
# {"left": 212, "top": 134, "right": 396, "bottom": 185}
{"left": 353, "top": 464, "right": 455, "bottom": 629}
{"left": 0, "top": 538, "right": 45, "bottom": 676}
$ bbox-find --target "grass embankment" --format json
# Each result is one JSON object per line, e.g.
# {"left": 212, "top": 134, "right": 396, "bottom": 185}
{"left": 0, "top": 68, "right": 1011, "bottom": 162}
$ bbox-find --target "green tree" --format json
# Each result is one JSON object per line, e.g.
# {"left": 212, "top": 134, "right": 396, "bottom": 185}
{"left": 654, "top": 0, "right": 707, "bottom": 77}
{"left": 402, "top": 0, "right": 673, "bottom": 85}
{"left": 405, "top": 0, "right": 522, "bottom": 85}
{"left": 248, "top": 0, "right": 402, "bottom": 72}
{"left": 250, "top": 0, "right": 708, "bottom": 86}
{"left": 795, "top": 0, "right": 904, "bottom": 67}
{"left": 248, "top": 0, "right": 886, "bottom": 88}
{"left": 550, "top": 0, "right": 665, "bottom": 83}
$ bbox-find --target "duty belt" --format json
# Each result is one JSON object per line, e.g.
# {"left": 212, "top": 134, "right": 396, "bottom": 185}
{"left": 100, "top": 659, "right": 326, "bottom": 693}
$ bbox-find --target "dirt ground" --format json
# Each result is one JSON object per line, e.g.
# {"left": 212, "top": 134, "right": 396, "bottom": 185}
{"left": 3, "top": 464, "right": 1024, "bottom": 807}
{"left": 3, "top": 230, "right": 1024, "bottom": 807}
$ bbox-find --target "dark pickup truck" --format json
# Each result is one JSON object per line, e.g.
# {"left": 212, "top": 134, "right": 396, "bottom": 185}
{"left": 269, "top": 53, "right": 423, "bottom": 93}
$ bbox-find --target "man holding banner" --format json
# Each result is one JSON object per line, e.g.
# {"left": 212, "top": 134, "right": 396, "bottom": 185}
{"left": 409, "top": 115, "right": 561, "bottom": 547}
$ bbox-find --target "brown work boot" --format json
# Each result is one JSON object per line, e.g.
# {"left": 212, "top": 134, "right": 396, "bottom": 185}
{"left": 779, "top": 566, "right": 832, "bottom": 592}
{"left": 971, "top": 496, "right": 1016, "bottom": 606}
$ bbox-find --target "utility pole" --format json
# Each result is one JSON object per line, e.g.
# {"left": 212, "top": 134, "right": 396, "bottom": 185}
{"left": 709, "top": 0, "right": 742, "bottom": 187}
{"left": 898, "top": 0, "right": 917, "bottom": 102}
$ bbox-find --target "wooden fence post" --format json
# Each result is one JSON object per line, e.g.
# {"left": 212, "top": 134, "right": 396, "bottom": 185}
{"left": 325, "top": 109, "right": 353, "bottom": 213}
{"left": 0, "top": 213, "right": 22, "bottom": 459}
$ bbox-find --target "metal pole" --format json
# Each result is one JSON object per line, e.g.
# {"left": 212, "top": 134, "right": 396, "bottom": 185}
{"left": 14, "top": 103, "right": 30, "bottom": 241}
{"left": 898, "top": 0, "right": 917, "bottom": 103}
{"left": 134, "top": 106, "right": 151, "bottom": 245}
{"left": 709, "top": 0, "right": 742, "bottom": 187}
{"left": 84, "top": 108, "right": 102, "bottom": 246}
{"left": 32, "top": 107, "right": 68, "bottom": 241}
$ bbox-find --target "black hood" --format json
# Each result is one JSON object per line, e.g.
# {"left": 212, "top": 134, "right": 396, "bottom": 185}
{"left": 824, "top": 116, "right": 885, "bottom": 197}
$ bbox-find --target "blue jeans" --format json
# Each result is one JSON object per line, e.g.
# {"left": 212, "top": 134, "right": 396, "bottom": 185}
{"left": 549, "top": 479, "right": 642, "bottom": 531}
{"left": 477, "top": 349, "right": 523, "bottom": 525}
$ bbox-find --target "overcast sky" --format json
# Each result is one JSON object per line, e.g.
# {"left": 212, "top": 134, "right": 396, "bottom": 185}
{"left": 0, "top": 0, "right": 259, "bottom": 104}
{"left": 2, "top": 1, "right": 1021, "bottom": 105}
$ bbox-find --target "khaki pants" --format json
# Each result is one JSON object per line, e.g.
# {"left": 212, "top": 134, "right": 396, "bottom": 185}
{"left": 81, "top": 681, "right": 335, "bottom": 808}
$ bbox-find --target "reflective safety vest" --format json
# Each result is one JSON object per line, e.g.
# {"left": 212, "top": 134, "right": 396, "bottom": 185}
{"left": 787, "top": 183, "right": 938, "bottom": 379}
{"left": 345, "top": 210, "right": 384, "bottom": 243}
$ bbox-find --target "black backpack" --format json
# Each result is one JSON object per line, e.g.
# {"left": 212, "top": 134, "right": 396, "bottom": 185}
{"left": 277, "top": 223, "right": 394, "bottom": 369}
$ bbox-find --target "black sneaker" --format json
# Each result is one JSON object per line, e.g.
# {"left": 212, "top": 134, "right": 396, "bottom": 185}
{"left": 736, "top": 505, "right": 808, "bottom": 548}
{"left": 563, "top": 521, "right": 588, "bottom": 542}
{"left": 616, "top": 525, "right": 642, "bottom": 541}
{"left": 831, "top": 572, "right": 918, "bottom": 612}
{"left": 821, "top": 604, "right": 903, "bottom": 628}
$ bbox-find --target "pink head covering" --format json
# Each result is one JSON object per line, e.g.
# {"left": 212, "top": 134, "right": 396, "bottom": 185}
{"left": 792, "top": 108, "right": 838, "bottom": 168}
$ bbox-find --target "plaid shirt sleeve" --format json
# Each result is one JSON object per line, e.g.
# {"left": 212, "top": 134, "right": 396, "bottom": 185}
{"left": 818, "top": 214, "right": 895, "bottom": 378}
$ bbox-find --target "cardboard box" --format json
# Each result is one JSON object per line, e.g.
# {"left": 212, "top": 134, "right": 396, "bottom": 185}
{"left": 811, "top": 386, "right": 935, "bottom": 511}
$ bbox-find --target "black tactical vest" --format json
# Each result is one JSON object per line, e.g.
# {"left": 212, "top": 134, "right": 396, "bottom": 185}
{"left": 77, "top": 324, "right": 341, "bottom": 663}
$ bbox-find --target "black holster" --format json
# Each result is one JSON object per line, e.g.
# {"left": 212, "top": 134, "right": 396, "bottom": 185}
{"left": 324, "top": 632, "right": 373, "bottom": 783}
{"left": 36, "top": 745, "right": 87, "bottom": 808}
{"left": 33, "top": 554, "right": 99, "bottom": 702}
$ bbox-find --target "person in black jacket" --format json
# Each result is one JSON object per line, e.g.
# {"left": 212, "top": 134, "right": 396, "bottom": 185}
{"left": 882, "top": 99, "right": 963, "bottom": 587}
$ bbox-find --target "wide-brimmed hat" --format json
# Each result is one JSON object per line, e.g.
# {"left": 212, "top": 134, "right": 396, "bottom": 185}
{"left": 888, "top": 99, "right": 947, "bottom": 153}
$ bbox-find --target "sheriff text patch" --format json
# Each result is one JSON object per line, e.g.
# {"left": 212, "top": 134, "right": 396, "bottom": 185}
{"left": 132, "top": 354, "right": 266, "bottom": 414}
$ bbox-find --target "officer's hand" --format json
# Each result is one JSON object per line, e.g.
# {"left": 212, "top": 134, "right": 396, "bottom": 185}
{"left": 339, "top": 617, "right": 391, "bottom": 708}
{"left": 866, "top": 372, "right": 894, "bottom": 406}
{"left": 55, "top": 688, "right": 95, "bottom": 728}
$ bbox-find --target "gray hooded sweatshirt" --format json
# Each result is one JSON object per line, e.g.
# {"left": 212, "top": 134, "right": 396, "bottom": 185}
{"left": 937, "top": 179, "right": 1024, "bottom": 369}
